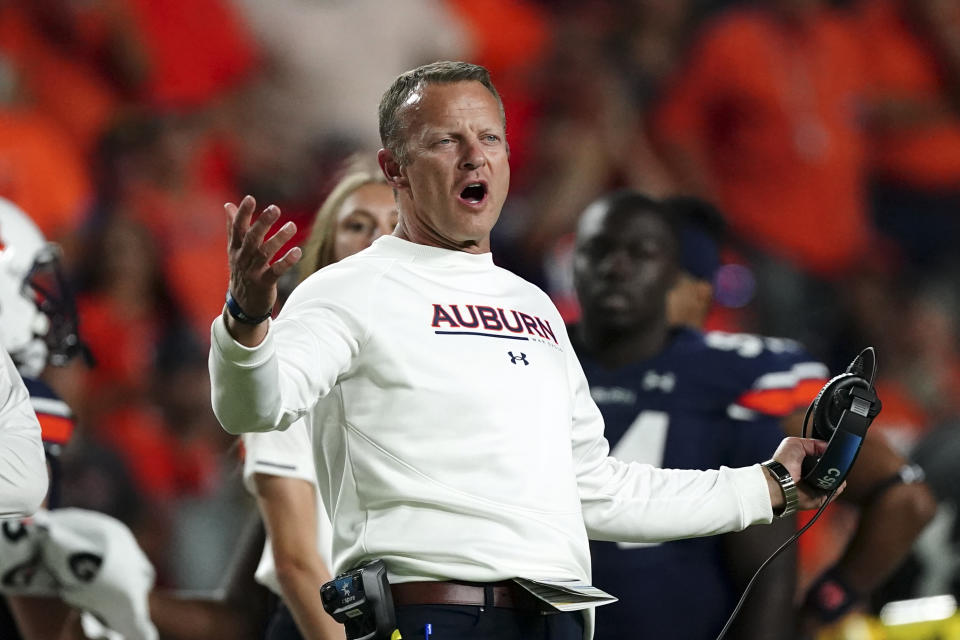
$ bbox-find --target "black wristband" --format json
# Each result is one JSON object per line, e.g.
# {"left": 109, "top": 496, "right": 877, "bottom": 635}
{"left": 225, "top": 291, "right": 272, "bottom": 325}
{"left": 863, "top": 463, "right": 926, "bottom": 505}
{"left": 803, "top": 568, "right": 860, "bottom": 623}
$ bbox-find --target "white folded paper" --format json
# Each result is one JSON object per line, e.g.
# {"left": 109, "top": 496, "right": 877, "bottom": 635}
{"left": 513, "top": 577, "right": 618, "bottom": 612}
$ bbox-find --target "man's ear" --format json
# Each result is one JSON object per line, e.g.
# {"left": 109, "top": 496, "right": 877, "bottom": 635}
{"left": 378, "top": 148, "right": 408, "bottom": 189}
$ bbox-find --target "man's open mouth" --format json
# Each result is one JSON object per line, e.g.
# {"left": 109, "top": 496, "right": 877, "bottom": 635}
{"left": 459, "top": 183, "right": 487, "bottom": 204}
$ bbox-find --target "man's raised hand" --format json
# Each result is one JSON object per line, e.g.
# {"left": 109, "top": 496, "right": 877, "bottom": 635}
{"left": 224, "top": 196, "right": 301, "bottom": 345}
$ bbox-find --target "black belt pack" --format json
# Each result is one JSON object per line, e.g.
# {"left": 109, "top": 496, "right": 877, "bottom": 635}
{"left": 321, "top": 559, "right": 397, "bottom": 640}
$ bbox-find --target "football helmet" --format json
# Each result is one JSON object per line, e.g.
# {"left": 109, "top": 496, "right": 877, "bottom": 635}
{"left": 0, "top": 197, "right": 85, "bottom": 377}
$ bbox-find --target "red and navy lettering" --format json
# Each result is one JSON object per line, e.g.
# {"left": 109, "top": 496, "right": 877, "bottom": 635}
{"left": 430, "top": 304, "right": 559, "bottom": 344}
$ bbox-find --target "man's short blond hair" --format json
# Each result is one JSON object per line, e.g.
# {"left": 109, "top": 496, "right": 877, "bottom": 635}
{"left": 378, "top": 61, "right": 505, "bottom": 165}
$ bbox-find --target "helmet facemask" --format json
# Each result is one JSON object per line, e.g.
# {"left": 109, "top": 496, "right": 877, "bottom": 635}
{"left": 23, "top": 243, "right": 90, "bottom": 369}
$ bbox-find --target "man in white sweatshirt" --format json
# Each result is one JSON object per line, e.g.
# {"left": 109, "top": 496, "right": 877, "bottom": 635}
{"left": 209, "top": 61, "right": 834, "bottom": 640}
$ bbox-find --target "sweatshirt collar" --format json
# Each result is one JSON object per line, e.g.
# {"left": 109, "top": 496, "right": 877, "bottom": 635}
{"left": 370, "top": 235, "right": 495, "bottom": 268}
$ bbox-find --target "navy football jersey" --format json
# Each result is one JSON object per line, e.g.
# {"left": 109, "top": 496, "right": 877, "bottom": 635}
{"left": 574, "top": 326, "right": 827, "bottom": 640}
{"left": 21, "top": 376, "right": 74, "bottom": 456}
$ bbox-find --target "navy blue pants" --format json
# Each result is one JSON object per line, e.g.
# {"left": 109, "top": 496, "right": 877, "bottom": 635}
{"left": 396, "top": 604, "right": 584, "bottom": 640}
{"left": 264, "top": 602, "right": 305, "bottom": 640}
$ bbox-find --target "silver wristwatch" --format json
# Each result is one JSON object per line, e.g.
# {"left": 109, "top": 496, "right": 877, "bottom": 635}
{"left": 761, "top": 459, "right": 799, "bottom": 518}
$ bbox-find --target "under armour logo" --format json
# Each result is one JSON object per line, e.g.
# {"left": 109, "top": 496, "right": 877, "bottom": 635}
{"left": 508, "top": 351, "right": 529, "bottom": 366}
{"left": 642, "top": 370, "right": 676, "bottom": 392}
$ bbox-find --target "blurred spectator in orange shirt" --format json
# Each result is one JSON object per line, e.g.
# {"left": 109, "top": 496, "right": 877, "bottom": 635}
{"left": 0, "top": 5, "right": 95, "bottom": 246}
{"left": 856, "top": 0, "right": 960, "bottom": 276}
{"left": 0, "top": 109, "right": 91, "bottom": 246}
{"left": 121, "top": 0, "right": 257, "bottom": 109}
{"left": 73, "top": 214, "right": 190, "bottom": 424}
{"left": 656, "top": 0, "right": 871, "bottom": 277}
{"left": 0, "top": 1, "right": 122, "bottom": 155}
{"left": 653, "top": 0, "right": 875, "bottom": 357}
{"left": 90, "top": 114, "right": 237, "bottom": 340}
{"left": 23, "top": 0, "right": 257, "bottom": 111}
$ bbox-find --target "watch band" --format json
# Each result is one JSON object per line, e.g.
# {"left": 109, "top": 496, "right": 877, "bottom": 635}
{"left": 225, "top": 291, "right": 272, "bottom": 325}
{"left": 761, "top": 459, "right": 799, "bottom": 518}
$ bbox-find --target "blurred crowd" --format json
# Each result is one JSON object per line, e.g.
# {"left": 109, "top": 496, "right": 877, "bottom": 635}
{"left": 4, "top": 0, "right": 960, "bottom": 619}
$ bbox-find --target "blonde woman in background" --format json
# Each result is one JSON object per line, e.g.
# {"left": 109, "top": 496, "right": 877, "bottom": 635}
{"left": 243, "top": 161, "right": 397, "bottom": 640}
{"left": 298, "top": 168, "right": 398, "bottom": 277}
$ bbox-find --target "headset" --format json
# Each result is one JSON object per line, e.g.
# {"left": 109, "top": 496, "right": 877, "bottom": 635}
{"left": 800, "top": 346, "right": 881, "bottom": 492}
{"left": 715, "top": 347, "right": 882, "bottom": 640}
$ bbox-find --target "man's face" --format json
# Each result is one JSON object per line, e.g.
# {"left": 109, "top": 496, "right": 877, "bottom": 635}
{"left": 382, "top": 81, "right": 509, "bottom": 253}
{"left": 573, "top": 202, "right": 679, "bottom": 333}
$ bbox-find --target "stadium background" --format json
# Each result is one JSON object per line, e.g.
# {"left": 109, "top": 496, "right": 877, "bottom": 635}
{"left": 3, "top": 0, "right": 960, "bottom": 637}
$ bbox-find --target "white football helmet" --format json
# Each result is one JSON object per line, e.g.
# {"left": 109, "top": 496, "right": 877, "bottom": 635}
{"left": 0, "top": 197, "right": 84, "bottom": 377}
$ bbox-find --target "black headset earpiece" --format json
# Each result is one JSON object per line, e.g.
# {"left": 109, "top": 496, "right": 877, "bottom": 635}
{"left": 810, "top": 375, "right": 871, "bottom": 440}
{"left": 800, "top": 347, "right": 882, "bottom": 493}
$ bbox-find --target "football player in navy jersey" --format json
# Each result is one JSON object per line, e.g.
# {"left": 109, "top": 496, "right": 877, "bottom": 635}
{"left": 664, "top": 195, "right": 937, "bottom": 637}
{"left": 571, "top": 190, "right": 800, "bottom": 639}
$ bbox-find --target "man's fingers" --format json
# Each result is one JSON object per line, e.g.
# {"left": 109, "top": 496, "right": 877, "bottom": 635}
{"left": 238, "top": 194, "right": 257, "bottom": 221}
{"left": 268, "top": 246, "right": 303, "bottom": 279}
{"left": 226, "top": 202, "right": 240, "bottom": 249}
{"left": 227, "top": 195, "right": 257, "bottom": 251}
{"left": 832, "top": 481, "right": 846, "bottom": 501}
{"left": 784, "top": 436, "right": 828, "bottom": 458}
{"left": 804, "top": 438, "right": 830, "bottom": 457}
{"left": 225, "top": 197, "right": 298, "bottom": 310}
{"left": 243, "top": 205, "right": 282, "bottom": 260}
{"left": 236, "top": 195, "right": 258, "bottom": 231}
{"left": 261, "top": 220, "right": 298, "bottom": 264}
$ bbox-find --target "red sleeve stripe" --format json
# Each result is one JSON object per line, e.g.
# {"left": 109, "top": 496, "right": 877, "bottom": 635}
{"left": 794, "top": 378, "right": 830, "bottom": 406}
{"left": 736, "top": 378, "right": 830, "bottom": 416}
{"left": 31, "top": 396, "right": 71, "bottom": 418}
{"left": 37, "top": 413, "right": 75, "bottom": 446}
{"left": 736, "top": 388, "right": 799, "bottom": 416}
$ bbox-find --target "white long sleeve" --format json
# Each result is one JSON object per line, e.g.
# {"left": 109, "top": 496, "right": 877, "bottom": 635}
{"left": 566, "top": 345, "right": 772, "bottom": 541}
{"left": 0, "top": 345, "right": 48, "bottom": 518}
{"left": 210, "top": 236, "right": 773, "bottom": 588}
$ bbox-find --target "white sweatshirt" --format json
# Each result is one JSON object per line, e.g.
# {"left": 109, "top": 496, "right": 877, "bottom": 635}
{"left": 210, "top": 235, "right": 773, "bottom": 587}
{"left": 0, "top": 345, "right": 48, "bottom": 518}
